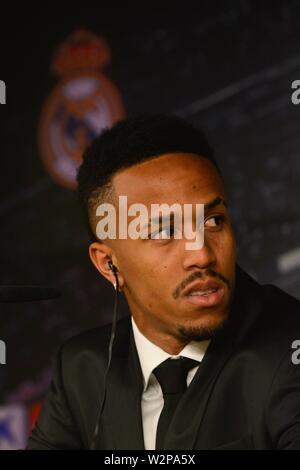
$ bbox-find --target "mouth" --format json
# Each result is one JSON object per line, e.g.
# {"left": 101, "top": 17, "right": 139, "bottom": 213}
{"left": 182, "top": 280, "right": 225, "bottom": 307}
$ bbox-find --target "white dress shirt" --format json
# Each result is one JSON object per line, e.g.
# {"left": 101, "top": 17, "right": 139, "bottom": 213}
{"left": 131, "top": 316, "right": 210, "bottom": 450}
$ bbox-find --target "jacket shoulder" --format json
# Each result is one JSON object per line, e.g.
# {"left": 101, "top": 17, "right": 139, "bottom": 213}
{"left": 262, "top": 283, "right": 300, "bottom": 325}
{"left": 249, "top": 282, "right": 300, "bottom": 353}
{"left": 59, "top": 314, "right": 132, "bottom": 361}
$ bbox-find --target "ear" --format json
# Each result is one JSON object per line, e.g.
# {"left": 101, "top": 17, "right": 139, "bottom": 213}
{"left": 89, "top": 242, "right": 124, "bottom": 290}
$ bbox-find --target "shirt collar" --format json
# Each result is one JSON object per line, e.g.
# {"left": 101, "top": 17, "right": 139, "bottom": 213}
{"left": 131, "top": 315, "right": 210, "bottom": 392}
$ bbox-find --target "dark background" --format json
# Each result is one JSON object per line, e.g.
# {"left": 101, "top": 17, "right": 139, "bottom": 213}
{"left": 0, "top": 1, "right": 300, "bottom": 408}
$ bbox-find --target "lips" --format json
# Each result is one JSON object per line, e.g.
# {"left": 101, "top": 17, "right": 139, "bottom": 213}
{"left": 182, "top": 279, "right": 225, "bottom": 307}
{"left": 182, "top": 280, "right": 224, "bottom": 297}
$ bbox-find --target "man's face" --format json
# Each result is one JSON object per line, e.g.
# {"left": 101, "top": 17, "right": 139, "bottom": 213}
{"left": 97, "top": 153, "right": 236, "bottom": 352}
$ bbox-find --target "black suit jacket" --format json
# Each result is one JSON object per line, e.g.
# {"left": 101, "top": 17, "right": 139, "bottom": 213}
{"left": 27, "top": 264, "right": 300, "bottom": 450}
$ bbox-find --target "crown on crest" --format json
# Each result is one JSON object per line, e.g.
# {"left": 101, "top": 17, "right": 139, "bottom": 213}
{"left": 51, "top": 29, "right": 111, "bottom": 76}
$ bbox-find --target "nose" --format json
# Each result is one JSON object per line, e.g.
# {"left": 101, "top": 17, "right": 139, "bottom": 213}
{"left": 182, "top": 236, "right": 217, "bottom": 271}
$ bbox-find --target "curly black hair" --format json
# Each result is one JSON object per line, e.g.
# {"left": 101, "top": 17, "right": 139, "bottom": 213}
{"left": 77, "top": 114, "right": 222, "bottom": 241}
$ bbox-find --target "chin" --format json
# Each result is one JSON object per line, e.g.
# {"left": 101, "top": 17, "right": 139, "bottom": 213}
{"left": 177, "top": 310, "right": 230, "bottom": 341}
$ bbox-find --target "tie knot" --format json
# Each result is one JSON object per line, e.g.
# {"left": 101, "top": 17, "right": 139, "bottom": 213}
{"left": 152, "top": 357, "right": 199, "bottom": 395}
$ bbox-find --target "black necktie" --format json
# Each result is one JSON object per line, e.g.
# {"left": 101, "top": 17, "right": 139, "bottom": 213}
{"left": 153, "top": 357, "right": 199, "bottom": 450}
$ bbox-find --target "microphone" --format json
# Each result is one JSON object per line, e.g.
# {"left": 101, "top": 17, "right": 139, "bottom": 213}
{"left": 0, "top": 286, "right": 61, "bottom": 302}
{"left": 89, "top": 260, "right": 120, "bottom": 450}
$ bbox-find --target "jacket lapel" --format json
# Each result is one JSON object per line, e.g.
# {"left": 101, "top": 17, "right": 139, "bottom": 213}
{"left": 164, "top": 330, "right": 235, "bottom": 449}
{"left": 99, "top": 317, "right": 145, "bottom": 449}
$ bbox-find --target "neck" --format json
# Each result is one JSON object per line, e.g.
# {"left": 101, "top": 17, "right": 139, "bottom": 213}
{"left": 132, "top": 315, "right": 189, "bottom": 355}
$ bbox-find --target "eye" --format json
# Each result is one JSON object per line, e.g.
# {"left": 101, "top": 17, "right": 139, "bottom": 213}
{"left": 151, "top": 225, "right": 176, "bottom": 239}
{"left": 204, "top": 215, "right": 225, "bottom": 229}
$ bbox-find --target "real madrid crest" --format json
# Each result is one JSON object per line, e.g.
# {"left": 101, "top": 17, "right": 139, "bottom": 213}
{"left": 38, "top": 29, "right": 126, "bottom": 189}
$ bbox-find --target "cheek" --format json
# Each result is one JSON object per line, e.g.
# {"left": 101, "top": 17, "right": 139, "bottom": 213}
{"left": 227, "top": 229, "right": 237, "bottom": 256}
{"left": 208, "top": 229, "right": 234, "bottom": 248}
{"left": 221, "top": 232, "right": 237, "bottom": 273}
{"left": 210, "top": 230, "right": 236, "bottom": 262}
{"left": 117, "top": 246, "right": 167, "bottom": 288}
{"left": 139, "top": 261, "right": 174, "bottom": 300}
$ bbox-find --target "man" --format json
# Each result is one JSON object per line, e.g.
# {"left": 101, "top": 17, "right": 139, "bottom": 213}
{"left": 27, "top": 115, "right": 300, "bottom": 450}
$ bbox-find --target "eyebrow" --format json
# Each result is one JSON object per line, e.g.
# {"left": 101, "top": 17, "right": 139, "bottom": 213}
{"left": 204, "top": 196, "right": 228, "bottom": 210}
{"left": 142, "top": 197, "right": 227, "bottom": 231}
{"left": 143, "top": 213, "right": 175, "bottom": 229}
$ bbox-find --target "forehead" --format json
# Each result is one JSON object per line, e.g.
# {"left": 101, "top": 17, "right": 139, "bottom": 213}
{"left": 112, "top": 152, "right": 225, "bottom": 205}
